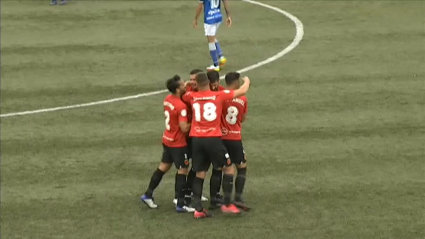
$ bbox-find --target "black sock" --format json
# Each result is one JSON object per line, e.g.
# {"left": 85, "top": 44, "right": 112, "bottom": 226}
{"left": 185, "top": 168, "right": 196, "bottom": 197}
{"left": 210, "top": 169, "right": 222, "bottom": 200}
{"left": 222, "top": 174, "right": 234, "bottom": 206}
{"left": 144, "top": 169, "right": 165, "bottom": 198}
{"left": 175, "top": 173, "right": 187, "bottom": 207}
{"left": 192, "top": 177, "right": 205, "bottom": 212}
{"left": 235, "top": 168, "right": 247, "bottom": 202}
{"left": 174, "top": 172, "right": 179, "bottom": 199}
{"left": 217, "top": 169, "right": 223, "bottom": 196}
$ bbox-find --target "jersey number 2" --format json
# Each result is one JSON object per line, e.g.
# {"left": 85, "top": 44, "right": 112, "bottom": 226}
{"left": 193, "top": 102, "right": 217, "bottom": 122}
{"left": 210, "top": 0, "right": 220, "bottom": 9}
{"left": 164, "top": 110, "right": 170, "bottom": 130}
{"left": 225, "top": 106, "right": 238, "bottom": 125}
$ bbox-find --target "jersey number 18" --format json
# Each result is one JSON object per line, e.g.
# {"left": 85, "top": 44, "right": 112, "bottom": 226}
{"left": 193, "top": 102, "right": 217, "bottom": 122}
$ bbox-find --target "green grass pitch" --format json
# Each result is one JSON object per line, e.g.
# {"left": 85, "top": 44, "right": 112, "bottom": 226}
{"left": 1, "top": 1, "right": 424, "bottom": 238}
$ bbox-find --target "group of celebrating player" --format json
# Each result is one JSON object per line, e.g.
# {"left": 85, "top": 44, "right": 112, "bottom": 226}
{"left": 141, "top": 0, "right": 247, "bottom": 219}
{"left": 141, "top": 69, "right": 250, "bottom": 219}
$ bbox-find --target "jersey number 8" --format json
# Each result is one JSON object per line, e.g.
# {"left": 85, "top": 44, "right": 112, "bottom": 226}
{"left": 193, "top": 102, "right": 217, "bottom": 122}
{"left": 225, "top": 106, "right": 238, "bottom": 125}
{"left": 210, "top": 0, "right": 220, "bottom": 9}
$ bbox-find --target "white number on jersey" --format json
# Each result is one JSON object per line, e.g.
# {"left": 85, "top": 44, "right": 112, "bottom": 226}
{"left": 210, "top": 0, "right": 220, "bottom": 9}
{"left": 193, "top": 102, "right": 217, "bottom": 122}
{"left": 225, "top": 106, "right": 239, "bottom": 125}
{"left": 164, "top": 110, "right": 171, "bottom": 130}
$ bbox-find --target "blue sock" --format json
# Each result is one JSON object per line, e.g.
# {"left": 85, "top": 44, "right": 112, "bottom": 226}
{"left": 215, "top": 40, "right": 223, "bottom": 58}
{"left": 208, "top": 43, "right": 219, "bottom": 66}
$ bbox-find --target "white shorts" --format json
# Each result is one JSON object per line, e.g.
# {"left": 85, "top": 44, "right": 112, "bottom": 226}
{"left": 204, "top": 23, "right": 221, "bottom": 36}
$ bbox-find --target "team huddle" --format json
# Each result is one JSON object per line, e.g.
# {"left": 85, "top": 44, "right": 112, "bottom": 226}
{"left": 140, "top": 0, "right": 248, "bottom": 219}
{"left": 141, "top": 70, "right": 250, "bottom": 219}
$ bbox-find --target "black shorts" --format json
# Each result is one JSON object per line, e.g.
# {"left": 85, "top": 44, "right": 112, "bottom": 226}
{"left": 191, "top": 137, "right": 231, "bottom": 172}
{"left": 186, "top": 137, "right": 193, "bottom": 160}
{"left": 161, "top": 144, "right": 190, "bottom": 169}
{"left": 222, "top": 140, "right": 246, "bottom": 165}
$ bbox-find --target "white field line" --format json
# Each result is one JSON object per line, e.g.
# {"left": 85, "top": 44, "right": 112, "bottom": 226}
{"left": 0, "top": 0, "right": 304, "bottom": 118}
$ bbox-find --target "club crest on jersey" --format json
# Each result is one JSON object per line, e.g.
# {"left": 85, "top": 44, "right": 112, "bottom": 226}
{"left": 181, "top": 109, "right": 187, "bottom": 117}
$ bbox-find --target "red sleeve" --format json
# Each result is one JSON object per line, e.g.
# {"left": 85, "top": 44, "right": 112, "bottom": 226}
{"left": 218, "top": 85, "right": 226, "bottom": 91}
{"left": 178, "top": 103, "right": 188, "bottom": 122}
{"left": 182, "top": 92, "right": 192, "bottom": 103}
{"left": 219, "top": 90, "right": 235, "bottom": 102}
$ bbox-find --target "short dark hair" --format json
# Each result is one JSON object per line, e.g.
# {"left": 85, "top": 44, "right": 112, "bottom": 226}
{"left": 207, "top": 71, "right": 220, "bottom": 83}
{"left": 166, "top": 75, "right": 182, "bottom": 93}
{"left": 195, "top": 72, "right": 209, "bottom": 87}
{"left": 189, "top": 69, "right": 203, "bottom": 75}
{"left": 225, "top": 72, "right": 240, "bottom": 85}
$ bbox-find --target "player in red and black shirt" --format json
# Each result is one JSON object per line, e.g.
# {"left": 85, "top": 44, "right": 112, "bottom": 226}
{"left": 221, "top": 72, "right": 250, "bottom": 211}
{"left": 185, "top": 69, "right": 203, "bottom": 92}
{"left": 141, "top": 75, "right": 195, "bottom": 213}
{"left": 206, "top": 70, "right": 226, "bottom": 209}
{"left": 180, "top": 70, "right": 225, "bottom": 207}
{"left": 182, "top": 72, "right": 251, "bottom": 219}
{"left": 173, "top": 69, "right": 209, "bottom": 206}
{"left": 207, "top": 70, "right": 226, "bottom": 92}
{"left": 186, "top": 70, "right": 225, "bottom": 210}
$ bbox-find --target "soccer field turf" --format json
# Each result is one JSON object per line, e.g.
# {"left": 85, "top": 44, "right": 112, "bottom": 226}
{"left": 1, "top": 1, "right": 424, "bottom": 238}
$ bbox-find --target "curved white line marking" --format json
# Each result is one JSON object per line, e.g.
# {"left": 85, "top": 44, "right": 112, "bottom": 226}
{"left": 0, "top": 0, "right": 304, "bottom": 118}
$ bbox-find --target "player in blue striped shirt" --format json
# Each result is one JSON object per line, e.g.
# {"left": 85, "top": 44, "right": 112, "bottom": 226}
{"left": 194, "top": 0, "right": 232, "bottom": 72}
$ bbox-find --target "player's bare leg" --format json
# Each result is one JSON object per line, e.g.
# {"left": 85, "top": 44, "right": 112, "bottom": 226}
{"left": 234, "top": 162, "right": 250, "bottom": 211}
{"left": 175, "top": 168, "right": 195, "bottom": 213}
{"left": 193, "top": 171, "right": 214, "bottom": 219}
{"left": 206, "top": 36, "right": 220, "bottom": 72}
{"left": 141, "top": 163, "right": 172, "bottom": 209}
{"left": 209, "top": 168, "right": 223, "bottom": 210}
{"left": 220, "top": 166, "right": 241, "bottom": 214}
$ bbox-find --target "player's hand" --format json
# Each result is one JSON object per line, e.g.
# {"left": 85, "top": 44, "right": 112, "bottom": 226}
{"left": 226, "top": 17, "right": 232, "bottom": 27}
{"left": 193, "top": 20, "right": 198, "bottom": 28}
{"left": 242, "top": 76, "right": 251, "bottom": 89}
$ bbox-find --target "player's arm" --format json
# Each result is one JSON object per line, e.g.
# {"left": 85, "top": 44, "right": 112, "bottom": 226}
{"left": 184, "top": 81, "right": 192, "bottom": 88}
{"left": 181, "top": 92, "right": 191, "bottom": 103}
{"left": 242, "top": 100, "right": 248, "bottom": 122}
{"left": 222, "top": 0, "right": 232, "bottom": 26}
{"left": 179, "top": 121, "right": 191, "bottom": 134}
{"left": 222, "top": 0, "right": 230, "bottom": 18}
{"left": 178, "top": 106, "right": 191, "bottom": 134}
{"left": 233, "top": 76, "right": 250, "bottom": 98}
{"left": 194, "top": 1, "right": 203, "bottom": 26}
